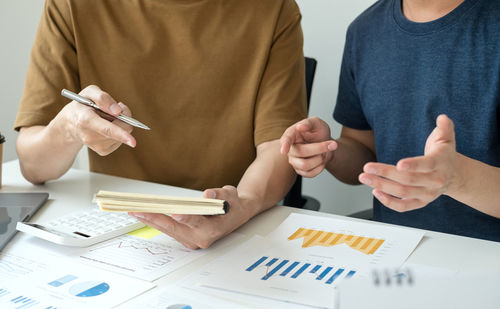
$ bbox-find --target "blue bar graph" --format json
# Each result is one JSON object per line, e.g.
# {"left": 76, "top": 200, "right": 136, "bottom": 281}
{"left": 246, "top": 256, "right": 268, "bottom": 271}
{"left": 48, "top": 274, "right": 78, "bottom": 287}
{"left": 326, "top": 268, "right": 345, "bottom": 284}
{"left": 10, "top": 295, "right": 39, "bottom": 309}
{"left": 262, "top": 260, "right": 289, "bottom": 280}
{"left": 12, "top": 296, "right": 25, "bottom": 303}
{"left": 280, "top": 261, "right": 299, "bottom": 276}
{"left": 245, "top": 257, "right": 356, "bottom": 284}
{"left": 310, "top": 265, "right": 321, "bottom": 274}
{"left": 265, "top": 258, "right": 278, "bottom": 267}
{"left": 316, "top": 267, "right": 333, "bottom": 280}
{"left": 17, "top": 299, "right": 39, "bottom": 309}
{"left": 345, "top": 270, "right": 356, "bottom": 279}
{"left": 0, "top": 288, "right": 9, "bottom": 297}
{"left": 291, "top": 263, "right": 310, "bottom": 278}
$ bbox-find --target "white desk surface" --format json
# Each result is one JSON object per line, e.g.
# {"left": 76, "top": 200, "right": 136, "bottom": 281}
{"left": 2, "top": 160, "right": 500, "bottom": 307}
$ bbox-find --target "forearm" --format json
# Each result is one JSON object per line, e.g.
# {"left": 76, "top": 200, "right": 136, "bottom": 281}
{"left": 446, "top": 153, "right": 500, "bottom": 218}
{"left": 237, "top": 140, "right": 296, "bottom": 219}
{"left": 17, "top": 119, "right": 82, "bottom": 184}
{"left": 326, "top": 136, "right": 376, "bottom": 185}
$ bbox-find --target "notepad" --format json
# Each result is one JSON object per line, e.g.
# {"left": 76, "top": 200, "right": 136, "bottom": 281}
{"left": 95, "top": 190, "right": 229, "bottom": 215}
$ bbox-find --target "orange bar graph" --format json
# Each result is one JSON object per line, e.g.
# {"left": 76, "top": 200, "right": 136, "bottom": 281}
{"left": 288, "top": 228, "right": 385, "bottom": 255}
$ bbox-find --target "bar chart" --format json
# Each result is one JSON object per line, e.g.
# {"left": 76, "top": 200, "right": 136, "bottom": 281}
{"left": 245, "top": 256, "right": 356, "bottom": 285}
{"left": 288, "top": 228, "right": 385, "bottom": 255}
{"left": 0, "top": 288, "right": 42, "bottom": 309}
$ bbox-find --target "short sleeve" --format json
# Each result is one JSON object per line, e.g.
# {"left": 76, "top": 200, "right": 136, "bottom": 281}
{"left": 333, "top": 26, "right": 371, "bottom": 130}
{"left": 253, "top": 0, "right": 307, "bottom": 146}
{"left": 14, "top": 0, "right": 80, "bottom": 131}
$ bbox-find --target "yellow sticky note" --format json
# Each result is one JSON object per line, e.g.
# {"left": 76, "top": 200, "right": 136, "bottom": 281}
{"left": 128, "top": 226, "right": 162, "bottom": 239}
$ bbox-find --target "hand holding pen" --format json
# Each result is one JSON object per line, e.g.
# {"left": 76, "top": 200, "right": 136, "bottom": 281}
{"left": 59, "top": 85, "right": 148, "bottom": 156}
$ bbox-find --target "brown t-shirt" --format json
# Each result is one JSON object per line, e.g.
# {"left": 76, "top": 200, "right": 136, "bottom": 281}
{"left": 15, "top": 0, "right": 307, "bottom": 191}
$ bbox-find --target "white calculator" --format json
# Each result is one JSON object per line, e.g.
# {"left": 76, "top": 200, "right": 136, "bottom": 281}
{"left": 16, "top": 208, "right": 146, "bottom": 247}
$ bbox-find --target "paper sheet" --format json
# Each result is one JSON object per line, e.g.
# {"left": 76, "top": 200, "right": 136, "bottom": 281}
{"left": 0, "top": 251, "right": 155, "bottom": 309}
{"left": 78, "top": 227, "right": 207, "bottom": 281}
{"left": 193, "top": 213, "right": 424, "bottom": 308}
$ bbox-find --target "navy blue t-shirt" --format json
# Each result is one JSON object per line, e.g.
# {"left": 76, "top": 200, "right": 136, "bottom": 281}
{"left": 333, "top": 0, "right": 500, "bottom": 241}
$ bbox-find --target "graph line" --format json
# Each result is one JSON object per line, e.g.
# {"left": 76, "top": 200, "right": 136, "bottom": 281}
{"left": 90, "top": 241, "right": 173, "bottom": 256}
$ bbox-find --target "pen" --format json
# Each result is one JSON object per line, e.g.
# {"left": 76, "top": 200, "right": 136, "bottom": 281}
{"left": 61, "top": 89, "right": 150, "bottom": 130}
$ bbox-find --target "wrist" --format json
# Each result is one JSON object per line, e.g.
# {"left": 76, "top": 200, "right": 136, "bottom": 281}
{"left": 237, "top": 191, "right": 265, "bottom": 221}
{"left": 444, "top": 153, "right": 468, "bottom": 198}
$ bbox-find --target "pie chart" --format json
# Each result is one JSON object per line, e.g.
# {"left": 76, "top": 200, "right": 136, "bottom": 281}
{"left": 68, "top": 281, "right": 110, "bottom": 297}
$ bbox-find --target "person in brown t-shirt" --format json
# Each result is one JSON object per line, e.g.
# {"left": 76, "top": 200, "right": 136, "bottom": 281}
{"left": 15, "top": 0, "right": 307, "bottom": 248}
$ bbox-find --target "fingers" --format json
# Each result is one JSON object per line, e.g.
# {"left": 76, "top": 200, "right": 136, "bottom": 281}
{"left": 111, "top": 103, "right": 134, "bottom": 134}
{"left": 280, "top": 117, "right": 330, "bottom": 155}
{"left": 289, "top": 154, "right": 325, "bottom": 175}
{"left": 365, "top": 161, "right": 443, "bottom": 186}
{"left": 296, "top": 164, "right": 326, "bottom": 178}
{"left": 203, "top": 185, "right": 238, "bottom": 201}
{"left": 359, "top": 171, "right": 437, "bottom": 200}
{"left": 397, "top": 156, "right": 436, "bottom": 173}
{"left": 76, "top": 110, "right": 136, "bottom": 147}
{"left": 117, "top": 102, "right": 132, "bottom": 117}
{"left": 280, "top": 120, "right": 308, "bottom": 155}
{"left": 289, "top": 141, "right": 337, "bottom": 158}
{"left": 372, "top": 190, "right": 427, "bottom": 212}
{"left": 129, "top": 212, "right": 199, "bottom": 249}
{"left": 80, "top": 85, "right": 122, "bottom": 116}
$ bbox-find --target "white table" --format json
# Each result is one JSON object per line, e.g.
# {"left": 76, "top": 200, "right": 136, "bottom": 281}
{"left": 2, "top": 160, "right": 500, "bottom": 307}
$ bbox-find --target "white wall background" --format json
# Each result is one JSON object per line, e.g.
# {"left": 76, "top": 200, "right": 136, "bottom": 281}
{"left": 296, "top": 0, "right": 375, "bottom": 215}
{"left": 0, "top": 0, "right": 45, "bottom": 162}
{"left": 0, "top": 0, "right": 375, "bottom": 215}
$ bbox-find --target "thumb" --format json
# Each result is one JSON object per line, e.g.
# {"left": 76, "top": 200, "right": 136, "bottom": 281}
{"left": 435, "top": 114, "right": 455, "bottom": 144}
{"left": 425, "top": 114, "right": 455, "bottom": 155}
{"left": 203, "top": 189, "right": 217, "bottom": 199}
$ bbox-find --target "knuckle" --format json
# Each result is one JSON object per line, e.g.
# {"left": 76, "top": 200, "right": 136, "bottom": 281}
{"left": 417, "top": 200, "right": 428, "bottom": 208}
{"left": 403, "top": 173, "right": 416, "bottom": 184}
{"left": 75, "top": 114, "right": 89, "bottom": 130}
{"left": 197, "top": 239, "right": 214, "bottom": 249}
{"left": 94, "top": 145, "right": 112, "bottom": 156}
{"left": 90, "top": 146, "right": 107, "bottom": 157}
{"left": 425, "top": 190, "right": 439, "bottom": 201}
{"left": 222, "top": 185, "right": 236, "bottom": 193}
{"left": 96, "top": 92, "right": 107, "bottom": 103}
{"left": 429, "top": 159, "right": 437, "bottom": 171}
{"left": 184, "top": 242, "right": 198, "bottom": 250}
{"left": 395, "top": 186, "right": 409, "bottom": 198}
{"left": 434, "top": 175, "right": 447, "bottom": 188}
{"left": 100, "top": 126, "right": 113, "bottom": 138}
{"left": 297, "top": 160, "right": 307, "bottom": 170}
{"left": 392, "top": 203, "right": 406, "bottom": 212}
{"left": 80, "top": 135, "right": 92, "bottom": 145}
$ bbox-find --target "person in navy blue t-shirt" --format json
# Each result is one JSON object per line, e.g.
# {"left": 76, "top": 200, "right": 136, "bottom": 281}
{"left": 280, "top": 0, "right": 500, "bottom": 241}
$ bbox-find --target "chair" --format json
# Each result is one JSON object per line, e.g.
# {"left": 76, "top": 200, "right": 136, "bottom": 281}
{"left": 283, "top": 57, "right": 321, "bottom": 211}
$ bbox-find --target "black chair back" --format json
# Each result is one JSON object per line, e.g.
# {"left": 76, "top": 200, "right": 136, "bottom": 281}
{"left": 283, "top": 57, "right": 319, "bottom": 210}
